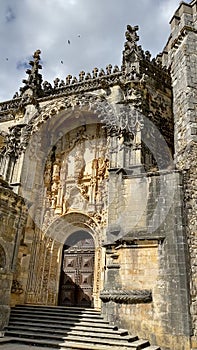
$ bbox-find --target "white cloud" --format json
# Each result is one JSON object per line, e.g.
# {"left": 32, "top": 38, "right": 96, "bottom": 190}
{"left": 159, "top": 0, "right": 181, "bottom": 20}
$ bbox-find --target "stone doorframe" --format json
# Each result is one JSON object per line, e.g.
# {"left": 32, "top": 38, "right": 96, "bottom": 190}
{"left": 45, "top": 212, "right": 105, "bottom": 309}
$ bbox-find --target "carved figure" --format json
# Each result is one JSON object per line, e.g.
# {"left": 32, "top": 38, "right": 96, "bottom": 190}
{"left": 98, "top": 157, "right": 108, "bottom": 179}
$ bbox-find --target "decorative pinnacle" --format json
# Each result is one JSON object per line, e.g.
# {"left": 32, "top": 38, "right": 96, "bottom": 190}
{"left": 125, "top": 25, "right": 139, "bottom": 46}
{"left": 20, "top": 49, "right": 43, "bottom": 97}
{"left": 122, "top": 25, "right": 141, "bottom": 60}
{"left": 122, "top": 25, "right": 145, "bottom": 78}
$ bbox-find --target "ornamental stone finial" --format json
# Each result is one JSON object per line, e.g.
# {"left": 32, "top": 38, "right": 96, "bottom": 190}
{"left": 19, "top": 49, "right": 43, "bottom": 98}
{"left": 122, "top": 25, "right": 144, "bottom": 80}
{"left": 122, "top": 25, "right": 141, "bottom": 63}
{"left": 125, "top": 25, "right": 139, "bottom": 46}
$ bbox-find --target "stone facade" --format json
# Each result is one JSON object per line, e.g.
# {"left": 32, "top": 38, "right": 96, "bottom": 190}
{"left": 0, "top": 2, "right": 196, "bottom": 350}
{"left": 101, "top": 170, "right": 191, "bottom": 350}
{"left": 161, "top": 2, "right": 197, "bottom": 348}
{"left": 0, "top": 177, "right": 27, "bottom": 335}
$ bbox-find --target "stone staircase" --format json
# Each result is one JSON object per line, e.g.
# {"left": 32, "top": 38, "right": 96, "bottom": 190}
{"left": 4, "top": 305, "right": 160, "bottom": 350}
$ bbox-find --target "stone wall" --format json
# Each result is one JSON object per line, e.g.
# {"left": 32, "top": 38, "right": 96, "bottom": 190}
{"left": 182, "top": 145, "right": 197, "bottom": 349}
{"left": 0, "top": 177, "right": 27, "bottom": 334}
{"left": 101, "top": 170, "right": 191, "bottom": 350}
{"left": 162, "top": 2, "right": 197, "bottom": 347}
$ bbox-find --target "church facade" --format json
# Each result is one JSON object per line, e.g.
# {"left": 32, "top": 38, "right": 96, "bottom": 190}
{"left": 0, "top": 1, "right": 196, "bottom": 349}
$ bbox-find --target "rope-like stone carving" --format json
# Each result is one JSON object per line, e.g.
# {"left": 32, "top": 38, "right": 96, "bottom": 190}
{"left": 100, "top": 289, "right": 152, "bottom": 304}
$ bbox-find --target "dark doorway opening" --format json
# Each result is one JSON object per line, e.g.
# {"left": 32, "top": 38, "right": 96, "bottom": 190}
{"left": 58, "top": 230, "right": 95, "bottom": 307}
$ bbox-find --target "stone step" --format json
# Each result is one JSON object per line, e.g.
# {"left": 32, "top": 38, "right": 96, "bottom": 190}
{"left": 6, "top": 325, "right": 133, "bottom": 341}
{"left": 127, "top": 339, "right": 150, "bottom": 349}
{"left": 144, "top": 347, "right": 160, "bottom": 350}
{"left": 7, "top": 321, "right": 122, "bottom": 334}
{"left": 14, "top": 304, "right": 100, "bottom": 315}
{"left": 9, "top": 313, "right": 107, "bottom": 323}
{"left": 1, "top": 337, "right": 136, "bottom": 350}
{"left": 9, "top": 316, "right": 111, "bottom": 329}
{"left": 6, "top": 305, "right": 161, "bottom": 349}
{"left": 11, "top": 309, "right": 103, "bottom": 320}
{"left": 58, "top": 335, "right": 150, "bottom": 349}
{"left": 0, "top": 337, "right": 13, "bottom": 345}
{"left": 4, "top": 330, "right": 146, "bottom": 348}
{"left": 68, "top": 329, "right": 131, "bottom": 339}
{"left": 59, "top": 339, "right": 146, "bottom": 350}
{"left": 15, "top": 304, "right": 97, "bottom": 312}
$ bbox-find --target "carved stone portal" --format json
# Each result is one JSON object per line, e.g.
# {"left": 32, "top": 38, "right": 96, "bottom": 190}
{"left": 25, "top": 123, "right": 107, "bottom": 308}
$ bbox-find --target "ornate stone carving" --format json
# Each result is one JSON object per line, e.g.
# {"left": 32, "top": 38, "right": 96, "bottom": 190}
{"left": 0, "top": 131, "right": 7, "bottom": 156}
{"left": 20, "top": 49, "right": 43, "bottom": 98}
{"left": 100, "top": 289, "right": 152, "bottom": 304}
{"left": 0, "top": 245, "right": 6, "bottom": 268}
{"left": 65, "top": 185, "right": 87, "bottom": 212}
{"left": 0, "top": 113, "right": 15, "bottom": 123}
{"left": 19, "top": 124, "right": 33, "bottom": 152}
{"left": 43, "top": 80, "right": 52, "bottom": 93}
{"left": 41, "top": 124, "right": 109, "bottom": 230}
{"left": 94, "top": 99, "right": 144, "bottom": 149}
{"left": 74, "top": 142, "right": 85, "bottom": 181}
{"left": 4, "top": 125, "right": 23, "bottom": 159}
{"left": 2, "top": 122, "right": 34, "bottom": 162}
{"left": 0, "top": 217, "right": 15, "bottom": 243}
{"left": 123, "top": 25, "right": 139, "bottom": 57}
{"left": 11, "top": 280, "right": 23, "bottom": 294}
{"left": 122, "top": 25, "right": 142, "bottom": 79}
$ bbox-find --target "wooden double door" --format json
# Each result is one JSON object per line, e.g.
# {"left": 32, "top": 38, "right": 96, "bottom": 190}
{"left": 59, "top": 231, "right": 95, "bottom": 307}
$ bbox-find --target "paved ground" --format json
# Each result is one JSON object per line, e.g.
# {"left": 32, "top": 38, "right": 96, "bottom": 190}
{"left": 0, "top": 344, "right": 57, "bottom": 350}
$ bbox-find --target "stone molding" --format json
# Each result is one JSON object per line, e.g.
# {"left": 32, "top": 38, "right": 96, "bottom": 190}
{"left": 100, "top": 289, "right": 152, "bottom": 304}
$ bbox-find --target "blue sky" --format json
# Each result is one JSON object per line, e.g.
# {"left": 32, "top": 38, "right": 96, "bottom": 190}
{"left": 0, "top": 0, "right": 190, "bottom": 102}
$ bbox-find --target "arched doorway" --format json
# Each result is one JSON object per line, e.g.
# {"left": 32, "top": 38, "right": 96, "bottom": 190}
{"left": 58, "top": 230, "right": 95, "bottom": 307}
